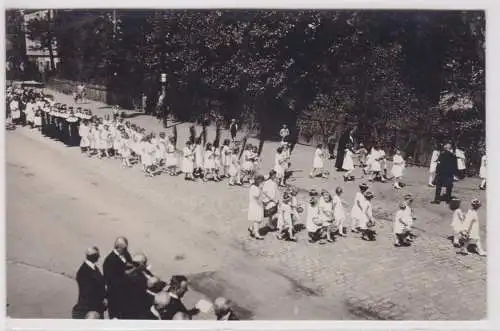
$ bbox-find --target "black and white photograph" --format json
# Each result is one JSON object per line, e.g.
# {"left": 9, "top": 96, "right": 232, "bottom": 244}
{"left": 5, "top": 6, "right": 488, "bottom": 322}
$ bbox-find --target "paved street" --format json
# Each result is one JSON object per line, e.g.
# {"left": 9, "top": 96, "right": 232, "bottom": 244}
{"left": 6, "top": 90, "right": 487, "bottom": 320}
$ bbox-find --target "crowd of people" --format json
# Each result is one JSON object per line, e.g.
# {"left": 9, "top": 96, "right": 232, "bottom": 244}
{"left": 6, "top": 86, "right": 488, "bottom": 319}
{"left": 72, "top": 237, "right": 239, "bottom": 320}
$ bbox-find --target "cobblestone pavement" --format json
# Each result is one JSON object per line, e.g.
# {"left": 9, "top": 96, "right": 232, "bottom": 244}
{"left": 6, "top": 90, "right": 487, "bottom": 320}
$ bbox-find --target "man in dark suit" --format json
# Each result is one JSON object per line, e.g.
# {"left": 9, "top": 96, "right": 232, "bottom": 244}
{"left": 103, "top": 236, "right": 133, "bottom": 319}
{"left": 72, "top": 246, "right": 106, "bottom": 319}
{"left": 431, "top": 143, "right": 458, "bottom": 204}
{"left": 162, "top": 275, "right": 199, "bottom": 320}
{"left": 122, "top": 253, "right": 155, "bottom": 319}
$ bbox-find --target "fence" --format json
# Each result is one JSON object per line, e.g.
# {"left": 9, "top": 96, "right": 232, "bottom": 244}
{"left": 46, "top": 78, "right": 142, "bottom": 110}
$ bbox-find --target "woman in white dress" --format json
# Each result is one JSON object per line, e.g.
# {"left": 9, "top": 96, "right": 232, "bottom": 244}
{"left": 342, "top": 144, "right": 355, "bottom": 181}
{"left": 78, "top": 119, "right": 91, "bottom": 154}
{"left": 459, "top": 199, "right": 486, "bottom": 256}
{"left": 248, "top": 175, "right": 265, "bottom": 240}
{"left": 310, "top": 144, "right": 327, "bottom": 178}
{"left": 455, "top": 146, "right": 466, "bottom": 180}
{"left": 165, "top": 137, "right": 178, "bottom": 176}
{"left": 182, "top": 141, "right": 195, "bottom": 180}
{"left": 479, "top": 154, "right": 486, "bottom": 190}
{"left": 350, "top": 183, "right": 369, "bottom": 232}
{"left": 428, "top": 145, "right": 440, "bottom": 187}
{"left": 391, "top": 150, "right": 406, "bottom": 189}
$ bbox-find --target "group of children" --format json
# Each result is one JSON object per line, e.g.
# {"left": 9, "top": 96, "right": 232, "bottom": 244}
{"left": 310, "top": 142, "right": 406, "bottom": 190}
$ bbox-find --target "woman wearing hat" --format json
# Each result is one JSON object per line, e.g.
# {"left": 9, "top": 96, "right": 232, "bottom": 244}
{"left": 460, "top": 199, "right": 486, "bottom": 256}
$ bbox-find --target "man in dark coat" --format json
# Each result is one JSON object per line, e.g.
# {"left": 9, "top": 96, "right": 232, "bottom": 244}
{"left": 162, "top": 275, "right": 199, "bottom": 320}
{"left": 121, "top": 253, "right": 155, "bottom": 319}
{"left": 335, "top": 127, "right": 355, "bottom": 171}
{"left": 103, "top": 236, "right": 133, "bottom": 319}
{"left": 72, "top": 246, "right": 106, "bottom": 319}
{"left": 431, "top": 143, "right": 458, "bottom": 204}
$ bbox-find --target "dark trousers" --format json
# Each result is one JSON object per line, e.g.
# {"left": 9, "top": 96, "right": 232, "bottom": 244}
{"left": 327, "top": 142, "right": 335, "bottom": 158}
{"left": 434, "top": 182, "right": 453, "bottom": 202}
{"left": 72, "top": 305, "right": 103, "bottom": 319}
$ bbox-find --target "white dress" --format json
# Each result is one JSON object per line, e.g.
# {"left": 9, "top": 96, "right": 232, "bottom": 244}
{"left": 342, "top": 149, "right": 354, "bottom": 171}
{"left": 463, "top": 209, "right": 480, "bottom": 240}
{"left": 204, "top": 150, "right": 215, "bottom": 170}
{"left": 429, "top": 150, "right": 440, "bottom": 173}
{"left": 350, "top": 192, "right": 366, "bottom": 224}
{"left": 10, "top": 100, "right": 20, "bottom": 119}
{"left": 313, "top": 148, "right": 324, "bottom": 169}
{"left": 358, "top": 201, "right": 372, "bottom": 230}
{"left": 166, "top": 142, "right": 177, "bottom": 167}
{"left": 451, "top": 209, "right": 465, "bottom": 234}
{"left": 262, "top": 180, "right": 278, "bottom": 210}
{"left": 247, "top": 185, "right": 263, "bottom": 222}
{"left": 181, "top": 147, "right": 194, "bottom": 173}
{"left": 274, "top": 153, "right": 285, "bottom": 178}
{"left": 479, "top": 155, "right": 487, "bottom": 179}
{"left": 391, "top": 154, "right": 405, "bottom": 178}
{"left": 79, "top": 124, "right": 90, "bottom": 148}
{"left": 318, "top": 197, "right": 333, "bottom": 224}
{"left": 393, "top": 209, "right": 407, "bottom": 234}
{"left": 371, "top": 149, "right": 383, "bottom": 172}
{"left": 221, "top": 145, "right": 231, "bottom": 167}
{"left": 455, "top": 149, "right": 466, "bottom": 171}
{"left": 277, "top": 203, "right": 293, "bottom": 230}
{"left": 229, "top": 154, "right": 240, "bottom": 176}
{"left": 241, "top": 151, "right": 253, "bottom": 171}
{"left": 120, "top": 138, "right": 131, "bottom": 158}
{"left": 306, "top": 204, "right": 321, "bottom": 233}
{"left": 332, "top": 195, "right": 346, "bottom": 224}
{"left": 142, "top": 142, "right": 154, "bottom": 167}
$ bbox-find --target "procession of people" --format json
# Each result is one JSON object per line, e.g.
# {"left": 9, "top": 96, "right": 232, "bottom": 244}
{"left": 6, "top": 85, "right": 487, "bottom": 320}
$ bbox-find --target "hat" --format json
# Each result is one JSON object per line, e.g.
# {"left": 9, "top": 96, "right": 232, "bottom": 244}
{"left": 471, "top": 199, "right": 481, "bottom": 207}
{"left": 364, "top": 191, "right": 374, "bottom": 199}
{"left": 359, "top": 183, "right": 369, "bottom": 190}
{"left": 399, "top": 201, "right": 407, "bottom": 209}
{"left": 321, "top": 189, "right": 329, "bottom": 195}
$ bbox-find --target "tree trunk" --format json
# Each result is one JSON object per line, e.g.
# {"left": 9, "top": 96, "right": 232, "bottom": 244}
{"left": 47, "top": 10, "right": 56, "bottom": 72}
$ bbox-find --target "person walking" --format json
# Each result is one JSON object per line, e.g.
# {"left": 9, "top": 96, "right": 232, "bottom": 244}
{"left": 431, "top": 143, "right": 458, "bottom": 204}
{"left": 335, "top": 127, "right": 355, "bottom": 171}
{"left": 72, "top": 246, "right": 106, "bottom": 319}
{"left": 229, "top": 119, "right": 238, "bottom": 142}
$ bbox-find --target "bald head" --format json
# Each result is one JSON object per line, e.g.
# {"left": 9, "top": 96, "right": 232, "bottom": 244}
{"left": 214, "top": 297, "right": 230, "bottom": 315}
{"left": 86, "top": 246, "right": 100, "bottom": 263}
{"left": 132, "top": 253, "right": 148, "bottom": 267}
{"left": 154, "top": 292, "right": 170, "bottom": 310}
{"left": 114, "top": 237, "right": 129, "bottom": 255}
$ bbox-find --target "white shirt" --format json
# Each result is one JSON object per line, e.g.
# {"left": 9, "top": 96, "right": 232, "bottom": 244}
{"left": 262, "top": 180, "right": 278, "bottom": 204}
{"left": 113, "top": 249, "right": 127, "bottom": 264}
{"left": 85, "top": 260, "right": 97, "bottom": 270}
{"left": 306, "top": 203, "right": 321, "bottom": 232}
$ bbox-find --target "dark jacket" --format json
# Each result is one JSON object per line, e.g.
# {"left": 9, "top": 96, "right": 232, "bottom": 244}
{"left": 103, "top": 250, "right": 132, "bottom": 318}
{"left": 73, "top": 262, "right": 106, "bottom": 315}
{"left": 121, "top": 269, "right": 152, "bottom": 319}
{"left": 217, "top": 309, "right": 239, "bottom": 320}
{"left": 435, "top": 150, "right": 458, "bottom": 184}
{"left": 162, "top": 295, "right": 189, "bottom": 320}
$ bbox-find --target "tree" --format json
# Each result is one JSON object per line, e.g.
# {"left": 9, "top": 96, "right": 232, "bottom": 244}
{"left": 25, "top": 10, "right": 56, "bottom": 72}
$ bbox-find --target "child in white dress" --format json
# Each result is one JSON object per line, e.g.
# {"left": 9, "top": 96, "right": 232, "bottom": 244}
{"left": 274, "top": 147, "right": 287, "bottom": 187}
{"left": 479, "top": 154, "right": 486, "bottom": 190}
{"left": 310, "top": 144, "right": 327, "bottom": 178}
{"left": 450, "top": 198, "right": 466, "bottom": 248}
{"left": 370, "top": 144, "right": 386, "bottom": 182}
{"left": 241, "top": 145, "right": 254, "bottom": 183}
{"left": 459, "top": 199, "right": 486, "bottom": 256}
{"left": 455, "top": 147, "right": 466, "bottom": 180}
{"left": 318, "top": 190, "right": 335, "bottom": 243}
{"left": 182, "top": 141, "right": 195, "bottom": 180}
{"left": 393, "top": 201, "right": 412, "bottom": 247}
{"left": 203, "top": 143, "right": 215, "bottom": 182}
{"left": 248, "top": 175, "right": 265, "bottom": 240}
{"left": 78, "top": 120, "right": 90, "bottom": 154}
{"left": 356, "top": 143, "right": 368, "bottom": 171}
{"left": 350, "top": 183, "right": 369, "bottom": 232}
{"left": 221, "top": 139, "right": 231, "bottom": 178}
{"left": 332, "top": 187, "right": 347, "bottom": 236}
{"left": 359, "top": 191, "right": 376, "bottom": 241}
{"left": 165, "top": 137, "right": 178, "bottom": 176}
{"left": 276, "top": 192, "right": 297, "bottom": 241}
{"left": 213, "top": 145, "right": 222, "bottom": 181}
{"left": 228, "top": 148, "right": 242, "bottom": 186}
{"left": 391, "top": 150, "right": 405, "bottom": 189}
{"left": 306, "top": 189, "right": 324, "bottom": 243}
{"left": 194, "top": 138, "right": 204, "bottom": 179}
{"left": 429, "top": 147, "right": 440, "bottom": 187}
{"left": 119, "top": 133, "right": 132, "bottom": 167}
{"left": 342, "top": 144, "right": 355, "bottom": 181}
